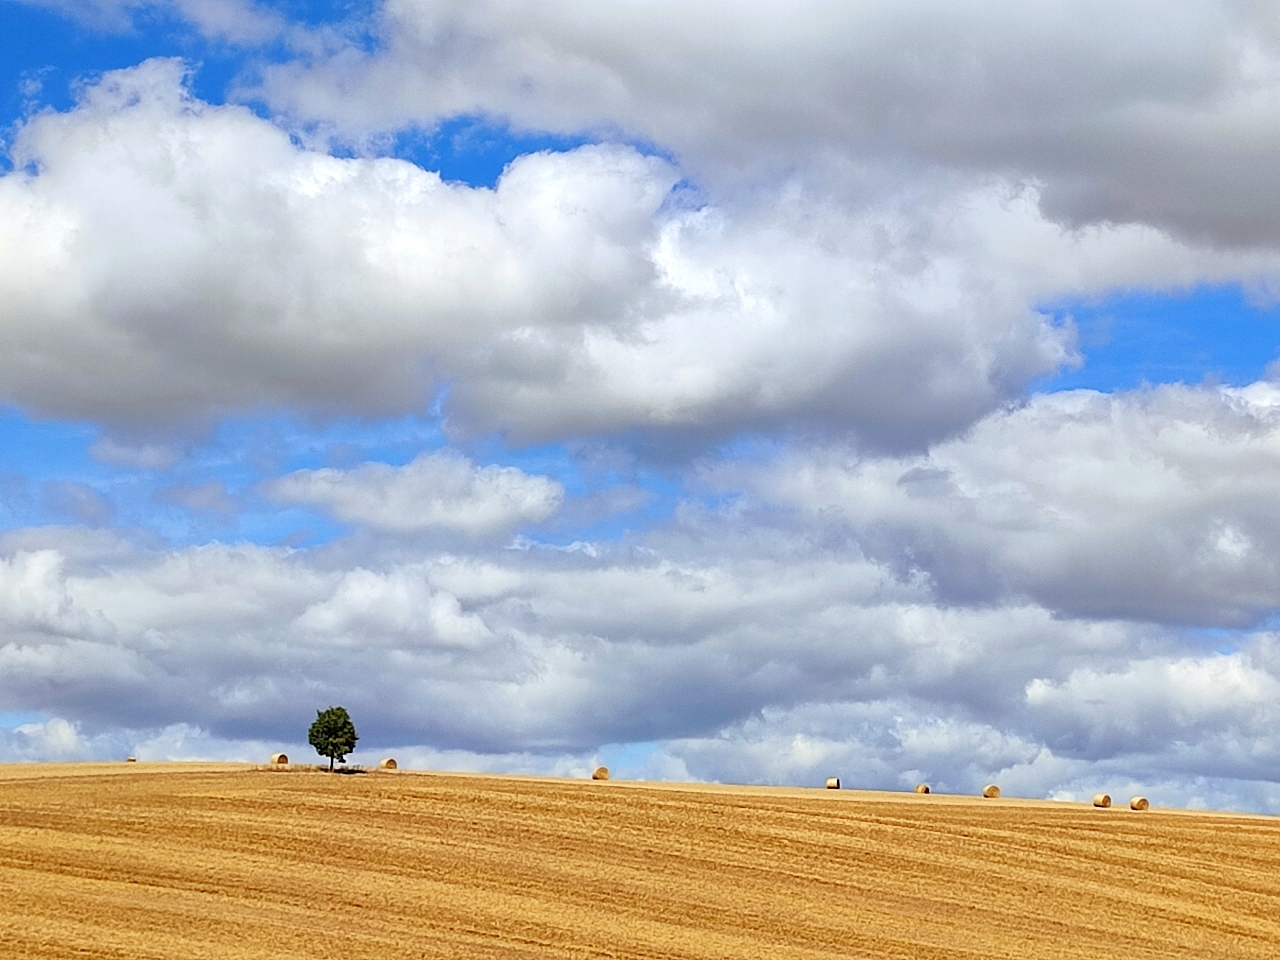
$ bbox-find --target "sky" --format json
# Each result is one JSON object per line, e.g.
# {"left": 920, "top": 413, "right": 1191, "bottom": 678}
{"left": 3, "top": 0, "right": 1280, "bottom": 812}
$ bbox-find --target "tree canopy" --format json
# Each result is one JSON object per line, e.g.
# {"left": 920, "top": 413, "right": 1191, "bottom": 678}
{"left": 308, "top": 706, "right": 358, "bottom": 771}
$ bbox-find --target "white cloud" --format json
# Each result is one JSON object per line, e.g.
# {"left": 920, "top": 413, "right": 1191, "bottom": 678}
{"left": 0, "top": 549, "right": 111, "bottom": 637}
{"left": 0, "top": 638, "right": 145, "bottom": 688}
{"left": 294, "top": 565, "right": 494, "bottom": 648}
{"left": 90, "top": 438, "right": 183, "bottom": 471}
{"left": 265, "top": 450, "right": 563, "bottom": 536}
{"left": 635, "top": 691, "right": 1280, "bottom": 814}
{"left": 0, "top": 60, "right": 678, "bottom": 434}
{"left": 660, "top": 701, "right": 1069, "bottom": 795}
{"left": 255, "top": 0, "right": 1280, "bottom": 248}
{"left": 17, "top": 0, "right": 283, "bottom": 41}
{"left": 0, "top": 501, "right": 1273, "bottom": 808}
{"left": 724, "top": 382, "right": 1280, "bottom": 626}
{"left": 0, "top": 716, "right": 292, "bottom": 764}
{"left": 169, "top": 0, "right": 282, "bottom": 43}
{"left": 1025, "top": 650, "right": 1280, "bottom": 756}
{"left": 0, "top": 717, "right": 98, "bottom": 761}
{"left": 33, "top": 2, "right": 1280, "bottom": 252}
{"left": 8, "top": 61, "right": 1280, "bottom": 450}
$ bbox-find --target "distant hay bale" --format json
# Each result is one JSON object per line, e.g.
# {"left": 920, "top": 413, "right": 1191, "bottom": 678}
{"left": 125, "top": 757, "right": 136, "bottom": 763}
{"left": 270, "top": 753, "right": 288, "bottom": 765}
{"left": 914, "top": 783, "right": 930, "bottom": 794}
{"left": 982, "top": 784, "right": 1001, "bottom": 798}
{"left": 825, "top": 777, "right": 840, "bottom": 790}
{"left": 1130, "top": 796, "right": 1150, "bottom": 811}
{"left": 379, "top": 757, "right": 397, "bottom": 770}
{"left": 592, "top": 766, "right": 610, "bottom": 781}
{"left": 1092, "top": 793, "right": 1112, "bottom": 808}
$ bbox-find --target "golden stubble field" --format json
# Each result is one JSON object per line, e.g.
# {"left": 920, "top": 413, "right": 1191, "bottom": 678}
{"left": 0, "top": 764, "right": 1277, "bottom": 959}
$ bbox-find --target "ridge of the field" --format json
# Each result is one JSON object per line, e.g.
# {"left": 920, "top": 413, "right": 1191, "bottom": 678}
{"left": 1, "top": 763, "right": 1277, "bottom": 958}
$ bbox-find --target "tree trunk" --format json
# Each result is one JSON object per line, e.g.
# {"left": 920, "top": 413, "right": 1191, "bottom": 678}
{"left": 329, "top": 756, "right": 334, "bottom": 772}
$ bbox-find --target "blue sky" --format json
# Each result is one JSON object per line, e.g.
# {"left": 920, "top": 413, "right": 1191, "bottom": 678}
{"left": 1043, "top": 285, "right": 1280, "bottom": 393}
{"left": 4, "top": 0, "right": 1280, "bottom": 812}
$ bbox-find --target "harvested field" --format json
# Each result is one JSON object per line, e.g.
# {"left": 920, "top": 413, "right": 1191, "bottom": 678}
{"left": 0, "top": 764, "right": 1278, "bottom": 958}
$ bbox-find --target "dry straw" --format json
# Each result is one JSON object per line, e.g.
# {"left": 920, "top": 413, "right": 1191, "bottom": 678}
{"left": 914, "top": 783, "right": 930, "bottom": 794}
{"left": 1130, "top": 796, "right": 1150, "bottom": 811}
{"left": 592, "top": 766, "right": 610, "bottom": 781}
{"left": 825, "top": 777, "right": 841, "bottom": 789}
{"left": 379, "top": 758, "right": 398, "bottom": 770}
{"left": 270, "top": 753, "right": 288, "bottom": 765}
{"left": 982, "top": 784, "right": 1001, "bottom": 799}
{"left": 1093, "top": 793, "right": 1112, "bottom": 808}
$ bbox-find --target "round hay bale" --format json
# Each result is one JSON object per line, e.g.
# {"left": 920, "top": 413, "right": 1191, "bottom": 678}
{"left": 1130, "top": 796, "right": 1149, "bottom": 811}
{"left": 981, "top": 784, "right": 1001, "bottom": 799}
{"left": 1092, "top": 793, "right": 1111, "bottom": 808}
{"left": 125, "top": 757, "right": 137, "bottom": 763}
{"left": 591, "top": 766, "right": 610, "bottom": 781}
{"left": 270, "top": 753, "right": 288, "bottom": 765}
{"left": 914, "top": 783, "right": 930, "bottom": 794}
{"left": 379, "top": 757, "right": 397, "bottom": 770}
{"left": 825, "top": 777, "right": 841, "bottom": 790}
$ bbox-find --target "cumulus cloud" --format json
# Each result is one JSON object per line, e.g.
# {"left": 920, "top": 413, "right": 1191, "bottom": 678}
{"left": 0, "top": 498, "right": 1273, "bottom": 807}
{"left": 0, "top": 527, "right": 1036, "bottom": 745}
{"left": 1025, "top": 648, "right": 1280, "bottom": 769}
{"left": 265, "top": 450, "right": 563, "bottom": 536}
{"left": 36, "top": 1, "right": 1280, "bottom": 251}
{"left": 723, "top": 382, "right": 1280, "bottom": 626}
{"left": 656, "top": 691, "right": 1280, "bottom": 812}
{"left": 8, "top": 60, "right": 1280, "bottom": 450}
{"left": 0, "top": 59, "right": 677, "bottom": 433}
{"left": 256, "top": 0, "right": 1280, "bottom": 247}
{"left": 294, "top": 565, "right": 494, "bottom": 648}
{"left": 0, "top": 717, "right": 100, "bottom": 762}
{"left": 0, "top": 549, "right": 111, "bottom": 637}
{"left": 659, "top": 701, "right": 1079, "bottom": 796}
{"left": 0, "top": 715, "right": 295, "bottom": 764}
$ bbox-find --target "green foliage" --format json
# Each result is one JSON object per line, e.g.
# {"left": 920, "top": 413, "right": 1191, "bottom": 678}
{"left": 308, "top": 706, "right": 359, "bottom": 771}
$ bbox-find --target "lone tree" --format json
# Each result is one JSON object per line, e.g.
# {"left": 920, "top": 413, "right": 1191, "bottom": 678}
{"left": 308, "top": 706, "right": 358, "bottom": 771}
